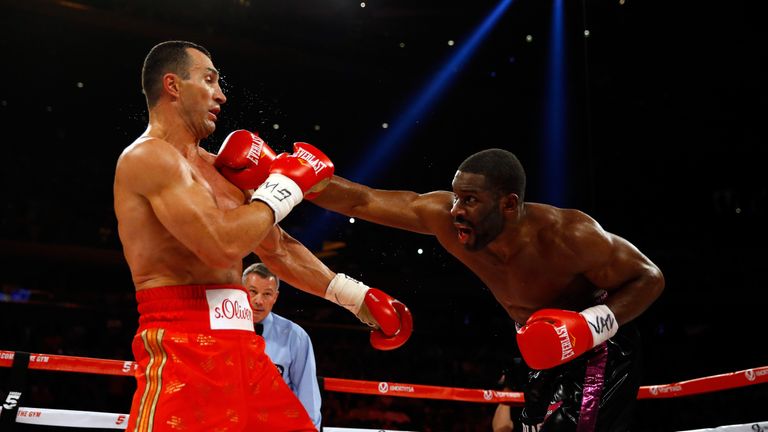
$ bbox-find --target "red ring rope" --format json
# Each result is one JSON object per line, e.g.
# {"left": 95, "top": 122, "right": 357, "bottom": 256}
{"left": 2, "top": 350, "right": 766, "bottom": 404}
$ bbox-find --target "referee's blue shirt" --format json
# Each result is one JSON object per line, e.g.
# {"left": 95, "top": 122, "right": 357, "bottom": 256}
{"left": 260, "top": 312, "right": 322, "bottom": 430}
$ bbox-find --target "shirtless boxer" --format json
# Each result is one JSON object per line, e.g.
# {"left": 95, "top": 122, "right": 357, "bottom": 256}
{"left": 113, "top": 40, "right": 411, "bottom": 432}
{"left": 310, "top": 149, "right": 665, "bottom": 431}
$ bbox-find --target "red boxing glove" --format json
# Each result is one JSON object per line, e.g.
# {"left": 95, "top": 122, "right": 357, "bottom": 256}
{"left": 271, "top": 142, "right": 334, "bottom": 197}
{"left": 214, "top": 130, "right": 277, "bottom": 190}
{"left": 364, "top": 289, "right": 413, "bottom": 351}
{"left": 516, "top": 305, "right": 618, "bottom": 370}
{"left": 324, "top": 274, "right": 413, "bottom": 351}
{"left": 251, "top": 142, "right": 334, "bottom": 224}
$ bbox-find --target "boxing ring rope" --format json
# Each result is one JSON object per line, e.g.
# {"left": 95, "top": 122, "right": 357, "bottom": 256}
{"left": 2, "top": 350, "right": 767, "bottom": 430}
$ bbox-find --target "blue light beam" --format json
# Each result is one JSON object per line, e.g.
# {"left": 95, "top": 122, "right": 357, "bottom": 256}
{"left": 296, "top": 0, "right": 514, "bottom": 250}
{"left": 349, "top": 0, "right": 515, "bottom": 183}
{"left": 541, "top": 0, "right": 567, "bottom": 206}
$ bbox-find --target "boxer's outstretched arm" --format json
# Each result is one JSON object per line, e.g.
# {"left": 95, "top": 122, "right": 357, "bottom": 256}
{"left": 311, "top": 175, "right": 453, "bottom": 235}
{"left": 253, "top": 225, "right": 335, "bottom": 297}
{"left": 117, "top": 138, "right": 276, "bottom": 268}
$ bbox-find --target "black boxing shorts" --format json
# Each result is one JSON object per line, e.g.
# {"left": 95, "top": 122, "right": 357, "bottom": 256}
{"left": 519, "top": 323, "right": 642, "bottom": 432}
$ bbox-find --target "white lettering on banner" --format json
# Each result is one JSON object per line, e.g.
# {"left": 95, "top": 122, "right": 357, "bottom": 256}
{"left": 555, "top": 324, "right": 575, "bottom": 360}
{"left": 206, "top": 289, "right": 255, "bottom": 331}
{"left": 649, "top": 385, "right": 682, "bottom": 396}
{"left": 388, "top": 385, "right": 414, "bottom": 393}
{"left": 0, "top": 352, "right": 13, "bottom": 359}
{"left": 3, "top": 391, "right": 22, "bottom": 409}
{"left": 744, "top": 369, "right": 768, "bottom": 381}
{"left": 295, "top": 148, "right": 328, "bottom": 174}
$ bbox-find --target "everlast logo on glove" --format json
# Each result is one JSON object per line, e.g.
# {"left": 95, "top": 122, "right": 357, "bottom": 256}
{"left": 246, "top": 135, "right": 266, "bottom": 164}
{"left": 555, "top": 324, "right": 575, "bottom": 360}
{"left": 294, "top": 147, "right": 329, "bottom": 175}
{"left": 206, "top": 289, "right": 254, "bottom": 331}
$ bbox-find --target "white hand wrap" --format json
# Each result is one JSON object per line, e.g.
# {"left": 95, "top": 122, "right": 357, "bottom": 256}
{"left": 325, "top": 273, "right": 369, "bottom": 314}
{"left": 580, "top": 305, "right": 618, "bottom": 346}
{"left": 251, "top": 173, "right": 303, "bottom": 224}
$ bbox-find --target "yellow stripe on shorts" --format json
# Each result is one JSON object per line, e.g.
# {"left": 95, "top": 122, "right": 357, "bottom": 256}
{"left": 135, "top": 328, "right": 167, "bottom": 432}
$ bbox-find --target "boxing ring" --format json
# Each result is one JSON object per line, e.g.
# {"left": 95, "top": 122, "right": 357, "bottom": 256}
{"left": 1, "top": 351, "right": 766, "bottom": 431}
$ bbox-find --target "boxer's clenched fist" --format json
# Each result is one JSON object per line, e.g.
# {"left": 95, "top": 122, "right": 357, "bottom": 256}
{"left": 215, "top": 130, "right": 277, "bottom": 190}
{"left": 325, "top": 274, "right": 413, "bottom": 350}
{"left": 251, "top": 142, "right": 335, "bottom": 224}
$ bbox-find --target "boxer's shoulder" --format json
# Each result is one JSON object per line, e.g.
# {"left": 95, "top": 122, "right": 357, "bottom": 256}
{"left": 116, "top": 137, "right": 193, "bottom": 194}
{"left": 119, "top": 136, "right": 186, "bottom": 169}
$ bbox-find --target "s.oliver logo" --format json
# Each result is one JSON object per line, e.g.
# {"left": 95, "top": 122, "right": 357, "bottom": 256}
{"left": 214, "top": 298, "right": 252, "bottom": 320}
{"left": 206, "top": 289, "right": 254, "bottom": 331}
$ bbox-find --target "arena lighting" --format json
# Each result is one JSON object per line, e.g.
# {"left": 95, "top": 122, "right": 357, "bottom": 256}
{"left": 297, "top": 0, "right": 515, "bottom": 250}
{"left": 540, "top": 0, "right": 567, "bottom": 206}
{"left": 347, "top": 0, "right": 515, "bottom": 184}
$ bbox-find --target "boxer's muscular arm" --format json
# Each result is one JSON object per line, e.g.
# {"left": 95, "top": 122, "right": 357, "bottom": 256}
{"left": 253, "top": 225, "right": 335, "bottom": 297}
{"left": 311, "top": 175, "right": 453, "bottom": 235}
{"left": 256, "top": 225, "right": 413, "bottom": 351}
{"left": 122, "top": 139, "right": 276, "bottom": 268}
{"left": 567, "top": 214, "right": 665, "bottom": 325}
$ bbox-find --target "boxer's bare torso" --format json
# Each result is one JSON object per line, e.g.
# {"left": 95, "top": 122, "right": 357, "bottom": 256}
{"left": 430, "top": 200, "right": 615, "bottom": 323}
{"left": 312, "top": 172, "right": 661, "bottom": 325}
{"left": 114, "top": 135, "right": 247, "bottom": 290}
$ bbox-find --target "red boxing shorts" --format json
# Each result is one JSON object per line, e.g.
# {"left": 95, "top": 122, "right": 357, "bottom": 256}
{"left": 126, "top": 284, "right": 316, "bottom": 432}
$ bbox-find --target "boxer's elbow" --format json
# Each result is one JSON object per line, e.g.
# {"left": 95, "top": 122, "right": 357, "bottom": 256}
{"left": 645, "top": 265, "right": 665, "bottom": 301}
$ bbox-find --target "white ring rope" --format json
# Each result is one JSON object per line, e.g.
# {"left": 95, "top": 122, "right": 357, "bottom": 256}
{"left": 0, "top": 406, "right": 764, "bottom": 431}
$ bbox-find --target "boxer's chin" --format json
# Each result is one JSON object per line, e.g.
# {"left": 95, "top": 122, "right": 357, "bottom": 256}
{"left": 201, "top": 120, "right": 216, "bottom": 138}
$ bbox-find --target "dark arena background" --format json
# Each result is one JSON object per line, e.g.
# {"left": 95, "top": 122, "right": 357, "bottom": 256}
{"left": 1, "top": 0, "right": 767, "bottom": 431}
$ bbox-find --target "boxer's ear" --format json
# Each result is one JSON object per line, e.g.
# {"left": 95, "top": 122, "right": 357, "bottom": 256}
{"left": 163, "top": 73, "right": 181, "bottom": 99}
{"left": 501, "top": 193, "right": 519, "bottom": 213}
